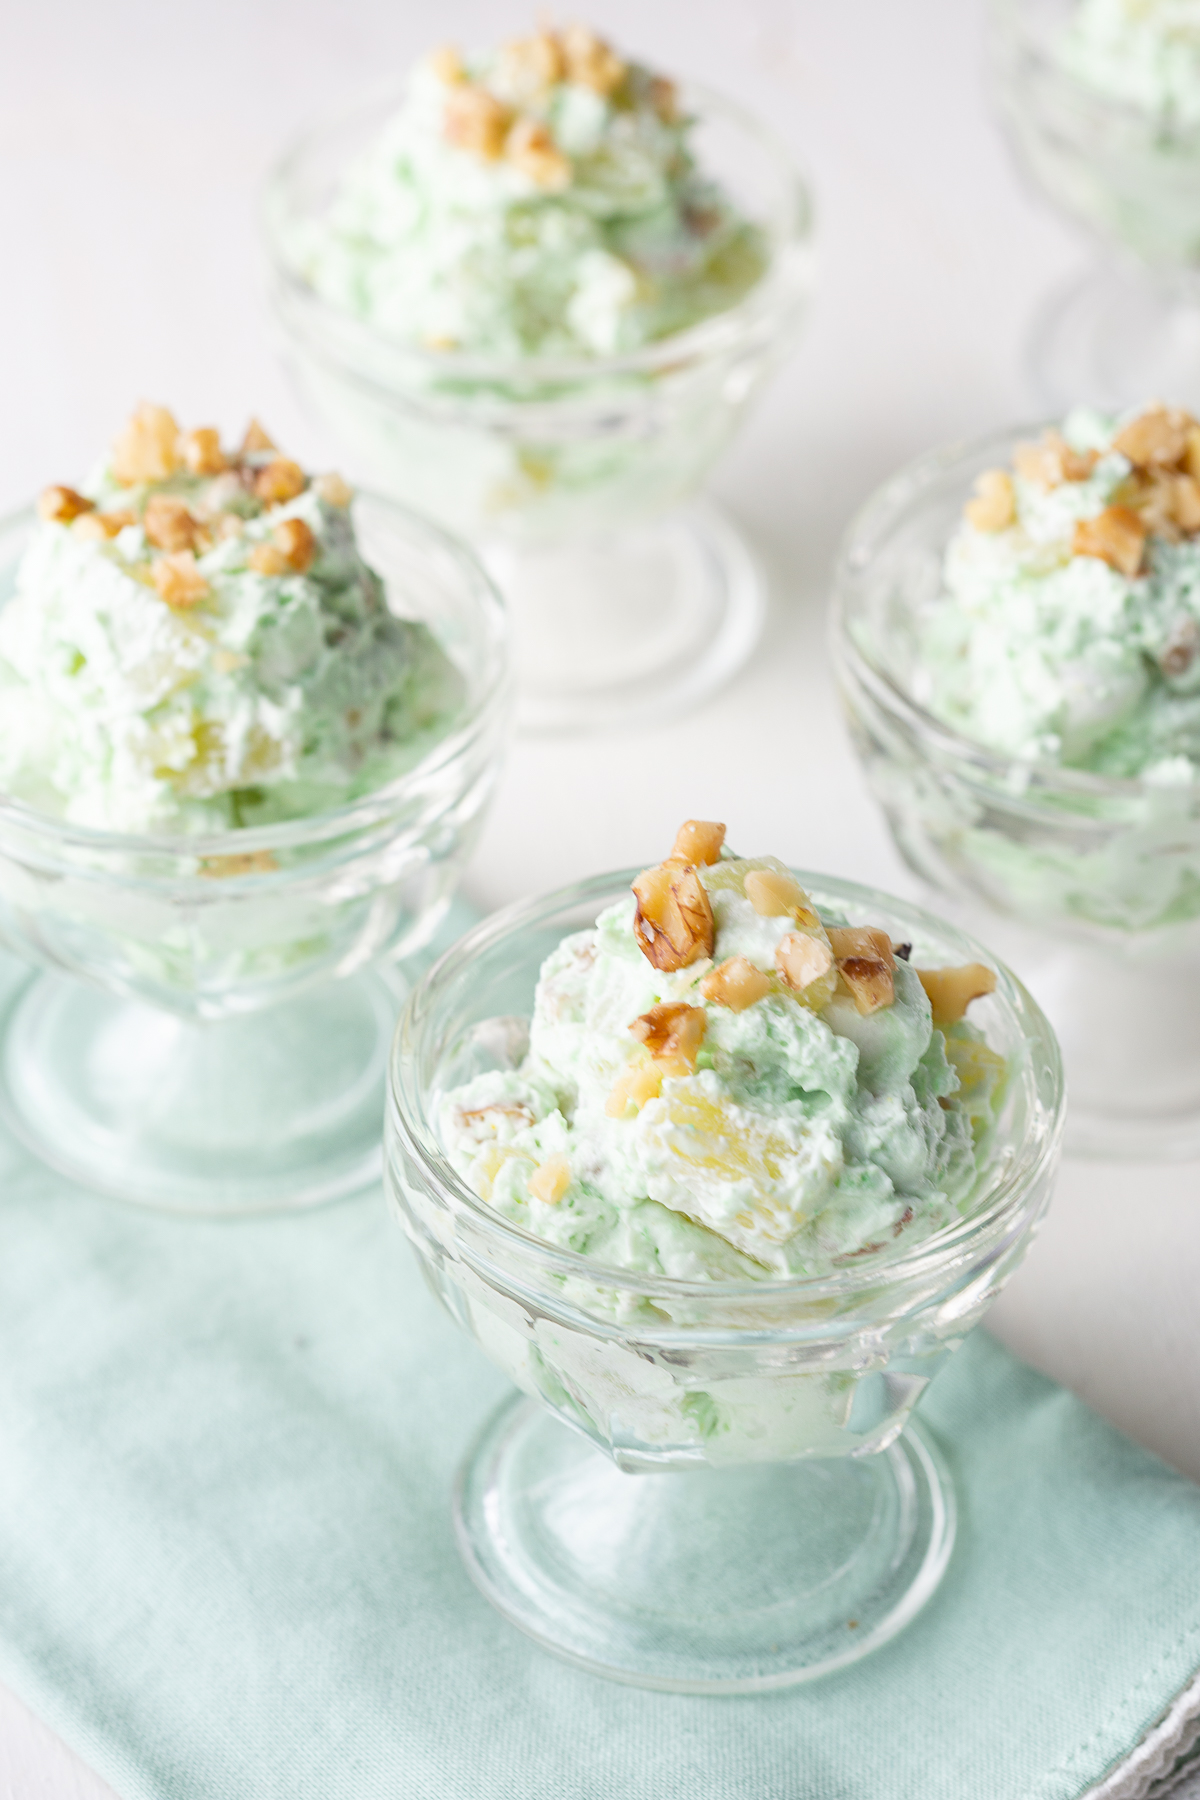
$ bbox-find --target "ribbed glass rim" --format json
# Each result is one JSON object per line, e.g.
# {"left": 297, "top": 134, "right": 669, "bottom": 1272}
{"left": 261, "top": 78, "right": 814, "bottom": 389}
{"left": 389, "top": 866, "right": 1065, "bottom": 1304}
{"left": 830, "top": 418, "right": 1200, "bottom": 811}
{"left": 0, "top": 490, "right": 510, "bottom": 857}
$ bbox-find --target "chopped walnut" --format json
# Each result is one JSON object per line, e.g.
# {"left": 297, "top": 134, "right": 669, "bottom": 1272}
{"left": 313, "top": 471, "right": 353, "bottom": 508}
{"left": 429, "top": 43, "right": 466, "bottom": 85}
{"left": 561, "top": 23, "right": 626, "bottom": 95}
{"left": 1160, "top": 617, "right": 1200, "bottom": 678}
{"left": 1073, "top": 506, "right": 1146, "bottom": 578}
{"left": 276, "top": 517, "right": 316, "bottom": 571}
{"left": 671, "top": 819, "right": 726, "bottom": 866}
{"left": 495, "top": 30, "right": 565, "bottom": 99}
{"left": 444, "top": 83, "right": 511, "bottom": 159}
{"left": 38, "top": 485, "right": 93, "bottom": 524}
{"left": 1172, "top": 474, "right": 1200, "bottom": 535}
{"left": 254, "top": 458, "right": 307, "bottom": 506}
{"left": 776, "top": 932, "right": 834, "bottom": 995}
{"left": 700, "top": 956, "right": 773, "bottom": 1011}
{"left": 917, "top": 961, "right": 997, "bottom": 1025}
{"left": 199, "top": 849, "right": 278, "bottom": 878}
{"left": 605, "top": 1058, "right": 664, "bottom": 1117}
{"left": 110, "top": 403, "right": 181, "bottom": 485}
{"left": 629, "top": 1001, "right": 706, "bottom": 1075}
{"left": 632, "top": 860, "right": 714, "bottom": 971}
{"left": 1113, "top": 406, "right": 1193, "bottom": 471}
{"left": 743, "top": 867, "right": 819, "bottom": 927}
{"left": 1014, "top": 432, "right": 1096, "bottom": 489}
{"left": 152, "top": 550, "right": 208, "bottom": 609}
{"left": 1127, "top": 470, "right": 1182, "bottom": 541}
{"left": 181, "top": 427, "right": 227, "bottom": 477}
{"left": 828, "top": 926, "right": 895, "bottom": 1015}
{"left": 528, "top": 1154, "right": 571, "bottom": 1205}
{"left": 72, "top": 509, "right": 135, "bottom": 542}
{"left": 249, "top": 542, "right": 288, "bottom": 576}
{"left": 505, "top": 116, "right": 571, "bottom": 190}
{"left": 964, "top": 469, "right": 1016, "bottom": 533}
{"left": 239, "top": 418, "right": 276, "bottom": 455}
{"left": 143, "top": 494, "right": 198, "bottom": 553}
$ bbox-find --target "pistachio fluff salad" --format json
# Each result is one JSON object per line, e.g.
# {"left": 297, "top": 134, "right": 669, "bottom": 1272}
{"left": 918, "top": 404, "right": 1200, "bottom": 781}
{"left": 0, "top": 405, "right": 464, "bottom": 833}
{"left": 440, "top": 820, "right": 1005, "bottom": 1283}
{"left": 299, "top": 24, "right": 767, "bottom": 359}
{"left": 1063, "top": 0, "right": 1200, "bottom": 125}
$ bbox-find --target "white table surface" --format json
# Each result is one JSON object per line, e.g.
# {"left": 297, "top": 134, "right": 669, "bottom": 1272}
{"left": 2, "top": 1, "right": 1199, "bottom": 1794}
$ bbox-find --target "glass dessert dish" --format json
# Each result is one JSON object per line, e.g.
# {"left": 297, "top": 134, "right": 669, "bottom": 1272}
{"left": 991, "top": 0, "right": 1200, "bottom": 410}
{"left": 385, "top": 865, "right": 1062, "bottom": 1691}
{"left": 262, "top": 47, "right": 812, "bottom": 735}
{"left": 833, "top": 417, "right": 1200, "bottom": 1160}
{"left": 0, "top": 492, "right": 508, "bottom": 1215}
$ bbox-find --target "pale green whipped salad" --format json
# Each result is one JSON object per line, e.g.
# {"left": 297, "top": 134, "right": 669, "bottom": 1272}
{"left": 919, "top": 404, "right": 1200, "bottom": 781}
{"left": 1064, "top": 0, "right": 1200, "bottom": 126}
{"left": 439, "top": 822, "right": 1004, "bottom": 1282}
{"left": 0, "top": 405, "right": 463, "bottom": 834}
{"left": 298, "top": 24, "right": 767, "bottom": 359}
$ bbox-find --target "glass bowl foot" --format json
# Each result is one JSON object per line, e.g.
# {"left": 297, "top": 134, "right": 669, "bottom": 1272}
{"left": 454, "top": 1393, "right": 955, "bottom": 1692}
{"left": 1028, "top": 261, "right": 1200, "bottom": 413}
{"left": 486, "top": 499, "right": 766, "bottom": 736}
{"left": 0, "top": 965, "right": 405, "bottom": 1214}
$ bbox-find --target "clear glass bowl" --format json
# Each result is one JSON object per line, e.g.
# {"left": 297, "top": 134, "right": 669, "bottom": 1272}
{"left": 0, "top": 495, "right": 509, "bottom": 1213}
{"left": 262, "top": 83, "right": 813, "bottom": 733}
{"left": 385, "top": 869, "right": 1063, "bottom": 1690}
{"left": 991, "top": 0, "right": 1200, "bottom": 408}
{"left": 832, "top": 422, "right": 1200, "bottom": 1160}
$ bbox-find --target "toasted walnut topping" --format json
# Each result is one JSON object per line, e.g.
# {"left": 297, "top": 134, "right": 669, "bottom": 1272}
{"left": 561, "top": 23, "right": 626, "bottom": 94}
{"left": 444, "top": 83, "right": 511, "bottom": 158}
{"left": 776, "top": 932, "right": 835, "bottom": 995}
{"left": 152, "top": 550, "right": 208, "bottom": 609}
{"left": 528, "top": 1154, "right": 571, "bottom": 1205}
{"left": 199, "top": 849, "right": 279, "bottom": 879}
{"left": 965, "top": 469, "right": 1016, "bottom": 533}
{"left": 1073, "top": 505, "right": 1146, "bottom": 578}
{"left": 72, "top": 509, "right": 135, "bottom": 542}
{"left": 39, "top": 485, "right": 93, "bottom": 524}
{"left": 277, "top": 517, "right": 317, "bottom": 571}
{"left": 505, "top": 115, "right": 571, "bottom": 190}
{"left": 1014, "top": 432, "right": 1096, "bottom": 489}
{"left": 313, "top": 471, "right": 353, "bottom": 508}
{"left": 1160, "top": 617, "right": 1200, "bottom": 678}
{"left": 143, "top": 494, "right": 198, "bottom": 553}
{"left": 828, "top": 926, "right": 895, "bottom": 1016}
{"left": 255, "top": 457, "right": 307, "bottom": 506}
{"left": 1172, "top": 474, "right": 1200, "bottom": 535}
{"left": 429, "top": 43, "right": 466, "bottom": 85}
{"left": 671, "top": 819, "right": 726, "bottom": 866}
{"left": 647, "top": 75, "right": 679, "bottom": 122}
{"left": 239, "top": 418, "right": 276, "bottom": 455}
{"left": 1126, "top": 470, "right": 1182, "bottom": 541}
{"left": 700, "top": 956, "right": 774, "bottom": 1011}
{"left": 629, "top": 1001, "right": 706, "bottom": 1075}
{"left": 249, "top": 543, "right": 287, "bottom": 576}
{"left": 917, "top": 961, "right": 997, "bottom": 1025}
{"left": 181, "top": 427, "right": 227, "bottom": 477}
{"left": 495, "top": 30, "right": 566, "bottom": 97}
{"left": 632, "top": 860, "right": 714, "bottom": 972}
{"left": 111, "top": 403, "right": 181, "bottom": 485}
{"left": 743, "top": 868, "right": 819, "bottom": 927}
{"left": 605, "top": 1057, "right": 664, "bottom": 1118}
{"left": 1113, "top": 405, "right": 1193, "bottom": 471}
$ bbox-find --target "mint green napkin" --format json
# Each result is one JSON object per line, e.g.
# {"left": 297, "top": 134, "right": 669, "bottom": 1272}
{"left": 0, "top": 947, "right": 1198, "bottom": 1800}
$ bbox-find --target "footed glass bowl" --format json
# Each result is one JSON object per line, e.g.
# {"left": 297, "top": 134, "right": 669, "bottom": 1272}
{"left": 832, "top": 423, "right": 1200, "bottom": 1160}
{"left": 991, "top": 0, "right": 1200, "bottom": 409}
{"left": 385, "top": 870, "right": 1063, "bottom": 1690}
{"left": 262, "top": 85, "right": 813, "bottom": 734}
{"left": 0, "top": 496, "right": 508, "bottom": 1214}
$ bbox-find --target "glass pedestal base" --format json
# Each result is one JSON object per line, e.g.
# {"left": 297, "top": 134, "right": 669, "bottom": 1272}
{"left": 1028, "top": 261, "right": 1200, "bottom": 413}
{"left": 0, "top": 965, "right": 405, "bottom": 1214}
{"left": 454, "top": 1393, "right": 955, "bottom": 1693}
{"left": 486, "top": 499, "right": 766, "bottom": 736}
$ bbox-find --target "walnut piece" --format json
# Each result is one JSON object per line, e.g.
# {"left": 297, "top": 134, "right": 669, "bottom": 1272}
{"left": 144, "top": 494, "right": 198, "bottom": 553}
{"left": 1113, "top": 406, "right": 1192, "bottom": 471}
{"left": 700, "top": 956, "right": 773, "bottom": 1011}
{"left": 964, "top": 469, "right": 1016, "bottom": 533}
{"left": 39, "top": 485, "right": 93, "bottom": 524}
{"left": 828, "top": 926, "right": 895, "bottom": 1015}
{"left": 152, "top": 550, "right": 208, "bottom": 609}
{"left": 1014, "top": 432, "right": 1096, "bottom": 489}
{"left": 743, "top": 867, "right": 819, "bottom": 927}
{"left": 495, "top": 30, "right": 565, "bottom": 99}
{"left": 182, "top": 427, "right": 227, "bottom": 477}
{"left": 444, "top": 83, "right": 511, "bottom": 159}
{"left": 111, "top": 403, "right": 181, "bottom": 485}
{"left": 313, "top": 471, "right": 353, "bottom": 508}
{"left": 239, "top": 419, "right": 276, "bottom": 455}
{"left": 528, "top": 1155, "right": 571, "bottom": 1205}
{"left": 504, "top": 116, "right": 571, "bottom": 190}
{"left": 254, "top": 458, "right": 307, "bottom": 506}
{"left": 1172, "top": 474, "right": 1200, "bottom": 534}
{"left": 629, "top": 1001, "right": 706, "bottom": 1076}
{"left": 776, "top": 932, "right": 835, "bottom": 995}
{"left": 632, "top": 860, "right": 714, "bottom": 971}
{"left": 917, "top": 961, "right": 997, "bottom": 1025}
{"left": 72, "top": 511, "right": 133, "bottom": 542}
{"left": 561, "top": 24, "right": 626, "bottom": 94}
{"left": 671, "top": 819, "right": 726, "bottom": 866}
{"left": 1073, "top": 506, "right": 1146, "bottom": 578}
{"left": 249, "top": 542, "right": 288, "bottom": 576}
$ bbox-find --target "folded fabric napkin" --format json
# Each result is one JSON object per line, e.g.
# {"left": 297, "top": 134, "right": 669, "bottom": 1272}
{"left": 0, "top": 942, "right": 1198, "bottom": 1800}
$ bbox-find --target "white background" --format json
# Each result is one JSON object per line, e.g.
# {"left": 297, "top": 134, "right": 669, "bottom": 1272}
{"left": 2, "top": 1, "right": 1199, "bottom": 1793}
